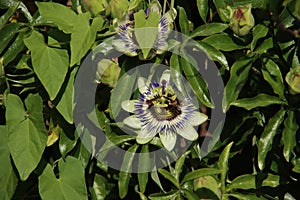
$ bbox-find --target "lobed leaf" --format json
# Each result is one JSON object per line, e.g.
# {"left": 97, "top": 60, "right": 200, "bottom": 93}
{"left": 6, "top": 94, "right": 47, "bottom": 180}
{"left": 39, "top": 156, "right": 88, "bottom": 200}
{"left": 24, "top": 30, "right": 69, "bottom": 100}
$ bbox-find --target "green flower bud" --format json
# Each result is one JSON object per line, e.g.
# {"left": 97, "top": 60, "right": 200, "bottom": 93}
{"left": 285, "top": 65, "right": 300, "bottom": 94}
{"left": 81, "top": 0, "right": 109, "bottom": 16}
{"left": 109, "top": 0, "right": 129, "bottom": 19}
{"left": 96, "top": 59, "right": 120, "bottom": 88}
{"left": 227, "top": 4, "right": 255, "bottom": 36}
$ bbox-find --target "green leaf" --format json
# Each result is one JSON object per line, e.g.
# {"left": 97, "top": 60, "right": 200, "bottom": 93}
{"left": 262, "top": 58, "right": 285, "bottom": 99}
{"left": 194, "top": 176, "right": 221, "bottom": 199}
{"left": 0, "top": 126, "right": 18, "bottom": 200}
{"left": 190, "top": 23, "right": 228, "bottom": 38}
{"left": 282, "top": 110, "right": 298, "bottom": 161}
{"left": 181, "top": 168, "right": 221, "bottom": 184}
{"left": 134, "top": 10, "right": 160, "bottom": 59}
{"left": 151, "top": 170, "right": 165, "bottom": 192}
{"left": 0, "top": 0, "right": 19, "bottom": 9}
{"left": 201, "top": 33, "right": 249, "bottom": 51}
{"left": 110, "top": 67, "right": 137, "bottom": 118}
{"left": 292, "top": 157, "right": 300, "bottom": 173}
{"left": 284, "top": 193, "right": 297, "bottom": 200}
{"left": 195, "top": 41, "right": 229, "bottom": 69}
{"left": 218, "top": 141, "right": 233, "bottom": 192}
{"left": 75, "top": 138, "right": 92, "bottom": 168}
{"left": 258, "top": 109, "right": 286, "bottom": 170}
{"left": 222, "top": 56, "right": 255, "bottom": 112}
{"left": 90, "top": 174, "right": 114, "bottom": 200}
{"left": 196, "top": 0, "right": 208, "bottom": 22}
{"left": 182, "top": 189, "right": 199, "bottom": 200}
{"left": 128, "top": 0, "right": 142, "bottom": 10}
{"left": 59, "top": 129, "right": 78, "bottom": 158}
{"left": 39, "top": 156, "right": 88, "bottom": 200}
{"left": 212, "top": 0, "right": 230, "bottom": 22}
{"left": 251, "top": 24, "right": 269, "bottom": 50}
{"left": 174, "top": 150, "right": 190, "bottom": 181}
{"left": 158, "top": 168, "right": 180, "bottom": 189}
{"left": 178, "top": 6, "right": 189, "bottom": 35}
{"left": 223, "top": 193, "right": 268, "bottom": 200}
{"left": 2, "top": 31, "right": 25, "bottom": 66}
{"left": 149, "top": 190, "right": 179, "bottom": 200}
{"left": 90, "top": 175, "right": 108, "bottom": 200}
{"left": 70, "top": 14, "right": 104, "bottom": 66}
{"left": 36, "top": 2, "right": 77, "bottom": 33}
{"left": 56, "top": 67, "right": 77, "bottom": 124}
{"left": 6, "top": 94, "right": 47, "bottom": 180}
{"left": 138, "top": 145, "right": 150, "bottom": 193}
{"left": 226, "top": 174, "right": 280, "bottom": 192}
{"left": 180, "top": 50, "right": 214, "bottom": 108}
{"left": 24, "top": 30, "right": 69, "bottom": 100}
{"left": 0, "top": 23, "right": 21, "bottom": 55}
{"left": 118, "top": 144, "right": 139, "bottom": 198}
{"left": 170, "top": 50, "right": 187, "bottom": 96}
{"left": 254, "top": 37, "right": 273, "bottom": 54}
{"left": 134, "top": 185, "right": 148, "bottom": 200}
{"left": 0, "top": 1, "right": 19, "bottom": 29}
{"left": 231, "top": 94, "right": 286, "bottom": 110}
{"left": 97, "top": 135, "right": 135, "bottom": 161}
{"left": 230, "top": 0, "right": 267, "bottom": 8}
{"left": 110, "top": 0, "right": 128, "bottom": 19}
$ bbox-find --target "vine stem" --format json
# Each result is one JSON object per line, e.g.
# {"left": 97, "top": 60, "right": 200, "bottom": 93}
{"left": 163, "top": 0, "right": 167, "bottom": 14}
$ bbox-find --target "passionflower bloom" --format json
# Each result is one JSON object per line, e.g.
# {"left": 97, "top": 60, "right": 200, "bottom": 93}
{"left": 285, "top": 65, "right": 300, "bottom": 94}
{"left": 112, "top": 1, "right": 176, "bottom": 60}
{"left": 121, "top": 70, "right": 208, "bottom": 151}
{"left": 227, "top": 4, "right": 254, "bottom": 36}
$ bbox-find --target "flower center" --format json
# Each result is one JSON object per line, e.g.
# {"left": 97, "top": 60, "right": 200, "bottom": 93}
{"left": 145, "top": 83, "right": 182, "bottom": 121}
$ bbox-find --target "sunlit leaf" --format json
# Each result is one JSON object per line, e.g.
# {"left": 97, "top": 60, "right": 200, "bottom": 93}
{"left": 258, "top": 109, "right": 286, "bottom": 170}
{"left": 6, "top": 94, "right": 47, "bottom": 180}
{"left": 0, "top": 126, "right": 18, "bottom": 200}
{"left": 181, "top": 168, "right": 221, "bottom": 184}
{"left": 39, "top": 156, "right": 88, "bottom": 200}
{"left": 222, "top": 56, "right": 256, "bottom": 112}
{"left": 282, "top": 110, "right": 298, "bottom": 161}
{"left": 231, "top": 94, "right": 286, "bottom": 110}
{"left": 24, "top": 30, "right": 69, "bottom": 100}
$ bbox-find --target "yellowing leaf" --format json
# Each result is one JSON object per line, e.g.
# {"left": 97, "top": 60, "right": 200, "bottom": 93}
{"left": 47, "top": 125, "right": 60, "bottom": 147}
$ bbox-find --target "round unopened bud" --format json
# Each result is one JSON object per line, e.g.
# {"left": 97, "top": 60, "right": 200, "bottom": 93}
{"left": 227, "top": 4, "right": 255, "bottom": 36}
{"left": 286, "top": 65, "right": 300, "bottom": 95}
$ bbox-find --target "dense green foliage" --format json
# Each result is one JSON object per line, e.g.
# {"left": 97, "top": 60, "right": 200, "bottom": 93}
{"left": 0, "top": 0, "right": 300, "bottom": 199}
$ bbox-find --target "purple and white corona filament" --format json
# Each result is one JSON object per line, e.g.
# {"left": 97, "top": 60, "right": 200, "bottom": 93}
{"left": 121, "top": 70, "right": 208, "bottom": 151}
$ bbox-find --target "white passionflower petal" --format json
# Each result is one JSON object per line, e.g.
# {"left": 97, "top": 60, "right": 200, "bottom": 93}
{"left": 121, "top": 100, "right": 138, "bottom": 113}
{"left": 123, "top": 115, "right": 142, "bottom": 129}
{"left": 177, "top": 125, "right": 198, "bottom": 141}
{"left": 136, "top": 128, "right": 157, "bottom": 144}
{"left": 160, "top": 69, "right": 171, "bottom": 83}
{"left": 159, "top": 132, "right": 176, "bottom": 151}
{"left": 138, "top": 77, "right": 148, "bottom": 94}
{"left": 189, "top": 111, "right": 208, "bottom": 126}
